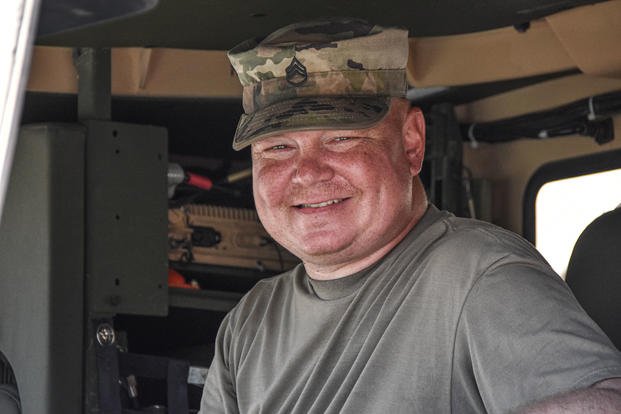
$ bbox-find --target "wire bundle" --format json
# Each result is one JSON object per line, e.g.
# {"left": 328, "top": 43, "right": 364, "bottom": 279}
{"left": 461, "top": 90, "right": 621, "bottom": 145}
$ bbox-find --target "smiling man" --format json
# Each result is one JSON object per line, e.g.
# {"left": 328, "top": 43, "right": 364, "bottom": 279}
{"left": 200, "top": 18, "right": 621, "bottom": 413}
{"left": 251, "top": 98, "right": 426, "bottom": 279}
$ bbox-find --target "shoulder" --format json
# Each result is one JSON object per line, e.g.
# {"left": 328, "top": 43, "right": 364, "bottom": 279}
{"left": 402, "top": 208, "right": 557, "bottom": 292}
{"left": 431, "top": 212, "right": 550, "bottom": 272}
{"left": 442, "top": 214, "right": 540, "bottom": 257}
{"left": 436, "top": 217, "right": 575, "bottom": 321}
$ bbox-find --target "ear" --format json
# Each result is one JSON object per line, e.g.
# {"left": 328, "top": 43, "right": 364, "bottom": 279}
{"left": 402, "top": 106, "right": 426, "bottom": 176}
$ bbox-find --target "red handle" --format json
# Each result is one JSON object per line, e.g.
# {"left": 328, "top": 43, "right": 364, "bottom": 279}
{"left": 186, "top": 172, "right": 213, "bottom": 190}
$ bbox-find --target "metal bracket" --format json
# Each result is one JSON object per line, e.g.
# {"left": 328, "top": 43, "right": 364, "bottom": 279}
{"left": 425, "top": 103, "right": 465, "bottom": 215}
{"left": 74, "top": 48, "right": 111, "bottom": 121}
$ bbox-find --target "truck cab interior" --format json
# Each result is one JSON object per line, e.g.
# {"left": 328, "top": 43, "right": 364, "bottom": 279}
{"left": 0, "top": 0, "right": 620, "bottom": 413}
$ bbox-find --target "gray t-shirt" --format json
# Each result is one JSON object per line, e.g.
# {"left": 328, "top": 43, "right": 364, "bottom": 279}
{"left": 200, "top": 205, "right": 621, "bottom": 413}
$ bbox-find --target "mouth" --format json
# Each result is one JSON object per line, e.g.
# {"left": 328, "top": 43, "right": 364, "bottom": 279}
{"left": 295, "top": 198, "right": 347, "bottom": 209}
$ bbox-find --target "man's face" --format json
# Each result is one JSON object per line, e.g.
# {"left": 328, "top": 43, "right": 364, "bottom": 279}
{"left": 251, "top": 101, "right": 425, "bottom": 271}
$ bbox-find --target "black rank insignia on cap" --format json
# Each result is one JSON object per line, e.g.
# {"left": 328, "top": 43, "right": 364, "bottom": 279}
{"left": 285, "top": 57, "right": 308, "bottom": 86}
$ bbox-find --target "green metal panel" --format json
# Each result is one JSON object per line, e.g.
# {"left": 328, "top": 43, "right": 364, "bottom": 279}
{"left": 0, "top": 123, "right": 86, "bottom": 414}
{"left": 84, "top": 120, "right": 168, "bottom": 316}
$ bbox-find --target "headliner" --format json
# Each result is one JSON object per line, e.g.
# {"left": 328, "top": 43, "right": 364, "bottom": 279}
{"left": 37, "top": 0, "right": 608, "bottom": 50}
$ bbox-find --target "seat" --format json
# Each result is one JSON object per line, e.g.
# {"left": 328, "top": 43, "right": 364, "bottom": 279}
{"left": 0, "top": 384, "right": 20, "bottom": 414}
{"left": 0, "top": 352, "right": 20, "bottom": 414}
{"left": 565, "top": 206, "right": 621, "bottom": 350}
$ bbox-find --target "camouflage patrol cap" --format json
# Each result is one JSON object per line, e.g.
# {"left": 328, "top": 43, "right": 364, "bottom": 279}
{"left": 228, "top": 17, "right": 409, "bottom": 150}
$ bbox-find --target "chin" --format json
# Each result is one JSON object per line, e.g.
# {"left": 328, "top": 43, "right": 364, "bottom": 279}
{"left": 289, "top": 236, "right": 356, "bottom": 261}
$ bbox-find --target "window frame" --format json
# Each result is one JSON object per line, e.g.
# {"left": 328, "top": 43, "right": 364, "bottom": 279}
{"left": 523, "top": 148, "right": 621, "bottom": 245}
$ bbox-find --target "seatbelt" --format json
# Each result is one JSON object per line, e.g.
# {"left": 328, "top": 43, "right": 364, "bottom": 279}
{"left": 168, "top": 358, "right": 190, "bottom": 414}
{"left": 96, "top": 344, "right": 122, "bottom": 414}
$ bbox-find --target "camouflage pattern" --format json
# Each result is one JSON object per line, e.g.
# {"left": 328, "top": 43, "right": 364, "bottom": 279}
{"left": 233, "top": 96, "right": 392, "bottom": 150}
{"left": 227, "top": 18, "right": 409, "bottom": 150}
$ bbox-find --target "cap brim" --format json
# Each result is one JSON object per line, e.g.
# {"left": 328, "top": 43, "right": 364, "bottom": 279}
{"left": 232, "top": 96, "right": 391, "bottom": 150}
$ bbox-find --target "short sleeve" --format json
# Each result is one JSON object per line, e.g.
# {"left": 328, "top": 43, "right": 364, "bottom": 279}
{"left": 453, "top": 259, "right": 621, "bottom": 414}
{"left": 199, "top": 312, "right": 239, "bottom": 414}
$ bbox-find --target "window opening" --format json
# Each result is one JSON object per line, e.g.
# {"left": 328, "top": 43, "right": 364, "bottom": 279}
{"left": 535, "top": 168, "right": 621, "bottom": 278}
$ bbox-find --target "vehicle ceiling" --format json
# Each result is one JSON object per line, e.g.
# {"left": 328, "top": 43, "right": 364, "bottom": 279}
{"left": 30, "top": 0, "right": 618, "bottom": 156}
{"left": 37, "top": 0, "right": 607, "bottom": 50}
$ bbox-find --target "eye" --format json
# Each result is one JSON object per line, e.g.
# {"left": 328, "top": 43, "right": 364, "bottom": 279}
{"left": 268, "top": 144, "right": 289, "bottom": 151}
{"left": 326, "top": 135, "right": 361, "bottom": 150}
{"left": 255, "top": 142, "right": 290, "bottom": 153}
{"left": 253, "top": 142, "right": 295, "bottom": 160}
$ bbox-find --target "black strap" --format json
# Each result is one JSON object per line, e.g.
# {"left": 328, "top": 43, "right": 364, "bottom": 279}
{"left": 167, "top": 359, "right": 190, "bottom": 414}
{"left": 96, "top": 344, "right": 122, "bottom": 414}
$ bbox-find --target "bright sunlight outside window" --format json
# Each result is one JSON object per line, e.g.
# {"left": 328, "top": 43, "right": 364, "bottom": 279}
{"left": 535, "top": 168, "right": 621, "bottom": 279}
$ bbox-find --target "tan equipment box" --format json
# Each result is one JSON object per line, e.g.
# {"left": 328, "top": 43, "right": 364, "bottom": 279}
{"left": 169, "top": 205, "right": 299, "bottom": 272}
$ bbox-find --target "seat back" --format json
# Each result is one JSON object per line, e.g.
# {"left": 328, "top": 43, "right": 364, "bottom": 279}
{"left": 565, "top": 207, "right": 621, "bottom": 350}
{"left": 0, "top": 353, "right": 20, "bottom": 414}
{"left": 0, "top": 384, "right": 20, "bottom": 414}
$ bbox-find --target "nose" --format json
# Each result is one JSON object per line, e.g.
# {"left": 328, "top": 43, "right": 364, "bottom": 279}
{"left": 291, "top": 150, "right": 334, "bottom": 185}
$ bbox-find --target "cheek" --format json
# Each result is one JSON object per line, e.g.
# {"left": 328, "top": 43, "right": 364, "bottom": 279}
{"left": 253, "top": 163, "right": 290, "bottom": 208}
{"left": 349, "top": 149, "right": 406, "bottom": 183}
{"left": 357, "top": 150, "right": 412, "bottom": 200}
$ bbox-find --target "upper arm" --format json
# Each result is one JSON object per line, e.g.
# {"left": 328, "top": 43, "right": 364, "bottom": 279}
{"left": 454, "top": 260, "right": 621, "bottom": 413}
{"left": 199, "top": 312, "right": 239, "bottom": 414}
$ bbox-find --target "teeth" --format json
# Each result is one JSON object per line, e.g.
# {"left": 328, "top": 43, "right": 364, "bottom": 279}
{"left": 300, "top": 199, "right": 343, "bottom": 208}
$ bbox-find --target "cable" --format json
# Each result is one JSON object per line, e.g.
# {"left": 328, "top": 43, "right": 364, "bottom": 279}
{"left": 186, "top": 172, "right": 213, "bottom": 191}
{"left": 225, "top": 168, "right": 252, "bottom": 184}
{"left": 462, "top": 167, "right": 477, "bottom": 219}
{"left": 460, "top": 90, "right": 621, "bottom": 145}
